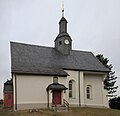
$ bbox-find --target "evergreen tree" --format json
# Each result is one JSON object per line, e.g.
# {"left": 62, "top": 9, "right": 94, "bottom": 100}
{"left": 96, "top": 54, "right": 118, "bottom": 98}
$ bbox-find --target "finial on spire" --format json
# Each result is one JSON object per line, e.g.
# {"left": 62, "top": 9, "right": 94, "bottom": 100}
{"left": 62, "top": 1, "right": 64, "bottom": 17}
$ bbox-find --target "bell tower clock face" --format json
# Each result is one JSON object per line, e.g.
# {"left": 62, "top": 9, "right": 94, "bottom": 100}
{"left": 64, "top": 39, "right": 69, "bottom": 45}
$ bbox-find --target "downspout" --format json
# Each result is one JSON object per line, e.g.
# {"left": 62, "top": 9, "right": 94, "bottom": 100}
{"left": 47, "top": 90, "right": 49, "bottom": 109}
{"left": 78, "top": 71, "right": 81, "bottom": 107}
{"left": 11, "top": 73, "right": 14, "bottom": 109}
{"left": 14, "top": 74, "right": 17, "bottom": 110}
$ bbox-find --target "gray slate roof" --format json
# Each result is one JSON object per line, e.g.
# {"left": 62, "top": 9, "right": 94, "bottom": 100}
{"left": 11, "top": 42, "right": 109, "bottom": 76}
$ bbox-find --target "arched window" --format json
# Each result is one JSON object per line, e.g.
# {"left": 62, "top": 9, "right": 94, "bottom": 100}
{"left": 69, "top": 80, "right": 75, "bottom": 98}
{"left": 86, "top": 85, "right": 92, "bottom": 99}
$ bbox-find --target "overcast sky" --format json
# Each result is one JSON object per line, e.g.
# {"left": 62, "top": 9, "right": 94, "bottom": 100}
{"left": 0, "top": 0, "right": 120, "bottom": 99}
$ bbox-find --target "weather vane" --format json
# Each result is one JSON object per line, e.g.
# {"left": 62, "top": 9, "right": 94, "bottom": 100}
{"left": 62, "top": 1, "right": 64, "bottom": 17}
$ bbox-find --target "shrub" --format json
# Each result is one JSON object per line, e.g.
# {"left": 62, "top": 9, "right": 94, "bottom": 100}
{"left": 109, "top": 97, "right": 120, "bottom": 109}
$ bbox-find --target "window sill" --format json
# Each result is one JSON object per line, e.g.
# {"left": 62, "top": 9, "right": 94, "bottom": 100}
{"left": 87, "top": 98, "right": 93, "bottom": 100}
{"left": 69, "top": 97, "right": 76, "bottom": 99}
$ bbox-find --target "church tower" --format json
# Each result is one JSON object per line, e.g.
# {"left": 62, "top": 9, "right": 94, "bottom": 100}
{"left": 54, "top": 5, "right": 72, "bottom": 55}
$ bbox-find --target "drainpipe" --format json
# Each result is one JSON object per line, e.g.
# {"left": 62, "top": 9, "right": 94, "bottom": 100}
{"left": 78, "top": 71, "right": 81, "bottom": 107}
{"left": 14, "top": 74, "right": 17, "bottom": 111}
{"left": 47, "top": 90, "right": 49, "bottom": 109}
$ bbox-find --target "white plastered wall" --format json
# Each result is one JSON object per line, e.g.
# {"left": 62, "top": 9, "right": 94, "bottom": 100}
{"left": 64, "top": 70, "right": 79, "bottom": 106}
{"left": 84, "top": 73, "right": 108, "bottom": 108}
{"left": 13, "top": 74, "right": 67, "bottom": 110}
{"left": 62, "top": 70, "right": 108, "bottom": 108}
{"left": 13, "top": 74, "right": 53, "bottom": 110}
{"left": 12, "top": 71, "right": 108, "bottom": 110}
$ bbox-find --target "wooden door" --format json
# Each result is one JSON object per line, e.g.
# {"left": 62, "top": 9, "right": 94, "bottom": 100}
{"left": 4, "top": 93, "right": 13, "bottom": 108}
{"left": 52, "top": 91, "right": 61, "bottom": 104}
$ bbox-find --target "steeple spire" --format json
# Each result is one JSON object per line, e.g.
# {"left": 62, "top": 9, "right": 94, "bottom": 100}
{"left": 54, "top": 4, "right": 72, "bottom": 55}
{"left": 59, "top": 2, "right": 67, "bottom": 34}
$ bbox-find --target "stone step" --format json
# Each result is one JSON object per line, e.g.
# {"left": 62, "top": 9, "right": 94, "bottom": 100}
{"left": 57, "top": 109, "right": 68, "bottom": 112}
{"left": 52, "top": 105, "right": 68, "bottom": 112}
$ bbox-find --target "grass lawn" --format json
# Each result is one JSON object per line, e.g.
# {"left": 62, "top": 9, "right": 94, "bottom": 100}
{"left": 0, "top": 107, "right": 120, "bottom": 116}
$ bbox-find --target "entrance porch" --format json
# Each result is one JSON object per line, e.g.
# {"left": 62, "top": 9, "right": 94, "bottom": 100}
{"left": 46, "top": 83, "right": 69, "bottom": 111}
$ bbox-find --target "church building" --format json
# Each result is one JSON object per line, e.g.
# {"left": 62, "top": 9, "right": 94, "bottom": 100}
{"left": 10, "top": 9, "right": 109, "bottom": 111}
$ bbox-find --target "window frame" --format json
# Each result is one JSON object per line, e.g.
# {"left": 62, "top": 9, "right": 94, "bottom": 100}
{"left": 53, "top": 76, "right": 58, "bottom": 83}
{"left": 69, "top": 80, "right": 72, "bottom": 98}
{"left": 69, "top": 80, "right": 76, "bottom": 98}
{"left": 59, "top": 41, "right": 62, "bottom": 45}
{"left": 86, "top": 85, "right": 92, "bottom": 100}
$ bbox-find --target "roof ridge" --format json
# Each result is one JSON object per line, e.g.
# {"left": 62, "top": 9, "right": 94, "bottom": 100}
{"left": 10, "top": 41, "right": 92, "bottom": 53}
{"left": 72, "top": 49, "right": 92, "bottom": 53}
{"left": 10, "top": 41, "right": 54, "bottom": 49}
